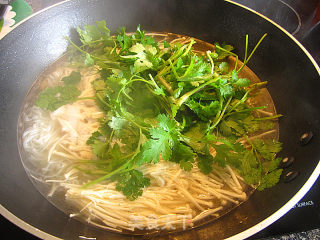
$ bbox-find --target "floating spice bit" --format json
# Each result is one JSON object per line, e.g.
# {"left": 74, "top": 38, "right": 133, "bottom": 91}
{"left": 299, "top": 131, "right": 313, "bottom": 146}
{"left": 284, "top": 171, "right": 299, "bottom": 183}
{"left": 280, "top": 157, "right": 294, "bottom": 168}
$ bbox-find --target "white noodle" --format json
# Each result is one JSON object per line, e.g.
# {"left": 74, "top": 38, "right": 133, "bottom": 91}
{"left": 20, "top": 62, "right": 253, "bottom": 232}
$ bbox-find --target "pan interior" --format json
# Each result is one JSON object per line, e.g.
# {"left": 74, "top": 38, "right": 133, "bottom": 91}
{"left": 17, "top": 32, "right": 280, "bottom": 235}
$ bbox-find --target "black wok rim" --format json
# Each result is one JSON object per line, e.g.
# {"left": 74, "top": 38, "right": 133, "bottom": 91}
{"left": 1, "top": 0, "right": 320, "bottom": 239}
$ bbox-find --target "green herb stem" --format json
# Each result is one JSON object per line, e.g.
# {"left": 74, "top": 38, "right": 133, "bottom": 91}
{"left": 180, "top": 38, "right": 196, "bottom": 58}
{"left": 65, "top": 37, "right": 110, "bottom": 62}
{"left": 206, "top": 51, "right": 215, "bottom": 74}
{"left": 210, "top": 97, "right": 232, "bottom": 131}
{"left": 83, "top": 127, "right": 146, "bottom": 189}
{"left": 176, "top": 77, "right": 220, "bottom": 107}
{"left": 168, "top": 59, "right": 180, "bottom": 79}
{"left": 156, "top": 75, "right": 174, "bottom": 95}
{"left": 255, "top": 114, "right": 283, "bottom": 121}
{"left": 82, "top": 159, "right": 132, "bottom": 188}
{"left": 238, "top": 33, "right": 267, "bottom": 73}
{"left": 215, "top": 45, "right": 239, "bottom": 70}
{"left": 96, "top": 93, "right": 112, "bottom": 108}
{"left": 77, "top": 97, "right": 96, "bottom": 101}
{"left": 224, "top": 106, "right": 267, "bottom": 118}
{"left": 149, "top": 74, "right": 160, "bottom": 89}
{"left": 244, "top": 35, "right": 249, "bottom": 63}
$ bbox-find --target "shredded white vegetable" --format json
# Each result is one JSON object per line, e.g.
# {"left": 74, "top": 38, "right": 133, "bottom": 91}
{"left": 21, "top": 64, "right": 251, "bottom": 232}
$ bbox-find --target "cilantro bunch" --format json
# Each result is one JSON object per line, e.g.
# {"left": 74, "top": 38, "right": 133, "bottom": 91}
{"left": 37, "top": 21, "right": 283, "bottom": 200}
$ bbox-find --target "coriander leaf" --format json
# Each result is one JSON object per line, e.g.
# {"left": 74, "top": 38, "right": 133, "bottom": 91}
{"left": 113, "top": 169, "right": 150, "bottom": 201}
{"left": 163, "top": 40, "right": 170, "bottom": 48}
{"left": 98, "top": 119, "right": 113, "bottom": 136}
{"left": 85, "top": 53, "right": 95, "bottom": 66}
{"left": 86, "top": 131, "right": 102, "bottom": 145}
{"left": 197, "top": 153, "right": 213, "bottom": 174}
{"left": 129, "top": 42, "right": 145, "bottom": 54}
{"left": 259, "top": 120, "right": 275, "bottom": 131}
{"left": 140, "top": 114, "right": 180, "bottom": 164}
{"left": 186, "top": 99, "right": 221, "bottom": 121}
{"left": 108, "top": 116, "right": 129, "bottom": 133}
{"left": 180, "top": 160, "right": 193, "bottom": 171}
{"left": 133, "top": 58, "right": 153, "bottom": 73}
{"left": 210, "top": 138, "right": 246, "bottom": 169}
{"left": 263, "top": 157, "right": 282, "bottom": 173}
{"left": 62, "top": 71, "right": 81, "bottom": 85}
{"left": 91, "top": 139, "right": 108, "bottom": 158}
{"left": 135, "top": 24, "right": 158, "bottom": 47}
{"left": 96, "top": 20, "right": 111, "bottom": 36}
{"left": 212, "top": 144, "right": 229, "bottom": 167}
{"left": 258, "top": 169, "right": 283, "bottom": 191}
{"left": 219, "top": 84, "right": 234, "bottom": 98}
{"left": 242, "top": 115, "right": 260, "bottom": 133}
{"left": 213, "top": 142, "right": 243, "bottom": 168}
{"left": 243, "top": 168, "right": 263, "bottom": 185}
{"left": 178, "top": 55, "right": 211, "bottom": 82}
{"left": 252, "top": 139, "right": 282, "bottom": 161}
{"left": 77, "top": 20, "right": 110, "bottom": 45}
{"left": 225, "top": 119, "right": 246, "bottom": 136}
{"left": 154, "top": 87, "right": 166, "bottom": 97}
{"left": 141, "top": 135, "right": 172, "bottom": 164}
{"left": 116, "top": 27, "right": 132, "bottom": 52}
{"left": 240, "top": 151, "right": 262, "bottom": 185}
{"left": 108, "top": 116, "right": 141, "bottom": 153}
{"left": 109, "top": 143, "right": 126, "bottom": 169}
{"left": 182, "top": 123, "right": 207, "bottom": 153}
{"left": 171, "top": 104, "right": 179, "bottom": 118}
{"left": 233, "top": 78, "right": 251, "bottom": 87}
{"left": 218, "top": 62, "right": 229, "bottom": 74}
{"left": 219, "top": 120, "right": 233, "bottom": 137}
{"left": 157, "top": 113, "right": 179, "bottom": 133}
{"left": 231, "top": 70, "right": 238, "bottom": 82}
{"left": 214, "top": 43, "right": 234, "bottom": 60}
{"left": 146, "top": 51, "right": 161, "bottom": 69}
{"left": 92, "top": 79, "right": 106, "bottom": 91}
{"left": 35, "top": 85, "right": 81, "bottom": 111}
{"left": 122, "top": 43, "right": 157, "bottom": 73}
{"left": 170, "top": 143, "right": 195, "bottom": 169}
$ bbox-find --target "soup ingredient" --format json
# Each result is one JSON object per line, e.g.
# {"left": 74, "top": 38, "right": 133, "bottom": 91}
{"left": 35, "top": 71, "right": 82, "bottom": 111}
{"left": 34, "top": 21, "right": 283, "bottom": 201}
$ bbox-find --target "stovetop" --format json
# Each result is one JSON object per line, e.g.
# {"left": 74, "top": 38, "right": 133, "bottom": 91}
{"left": 1, "top": 0, "right": 320, "bottom": 239}
{"left": 1, "top": 177, "right": 319, "bottom": 239}
{"left": 236, "top": 0, "right": 320, "bottom": 239}
{"left": 251, "top": 177, "right": 320, "bottom": 239}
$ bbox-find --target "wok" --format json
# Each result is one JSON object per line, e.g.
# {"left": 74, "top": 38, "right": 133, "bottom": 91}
{"left": 0, "top": 0, "right": 320, "bottom": 239}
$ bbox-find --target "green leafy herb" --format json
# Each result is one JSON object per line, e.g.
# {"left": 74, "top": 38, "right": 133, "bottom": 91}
{"left": 197, "top": 153, "right": 214, "bottom": 174}
{"left": 258, "top": 169, "right": 282, "bottom": 191}
{"left": 35, "top": 85, "right": 80, "bottom": 111}
{"left": 41, "top": 22, "right": 284, "bottom": 199}
{"left": 62, "top": 71, "right": 81, "bottom": 85}
{"left": 139, "top": 114, "right": 180, "bottom": 164}
{"left": 35, "top": 71, "right": 83, "bottom": 111}
{"left": 77, "top": 20, "right": 110, "bottom": 45}
{"left": 113, "top": 169, "right": 150, "bottom": 201}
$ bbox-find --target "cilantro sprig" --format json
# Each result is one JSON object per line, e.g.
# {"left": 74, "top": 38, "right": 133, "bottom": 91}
{"left": 36, "top": 21, "right": 284, "bottom": 200}
{"left": 35, "top": 71, "right": 83, "bottom": 111}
